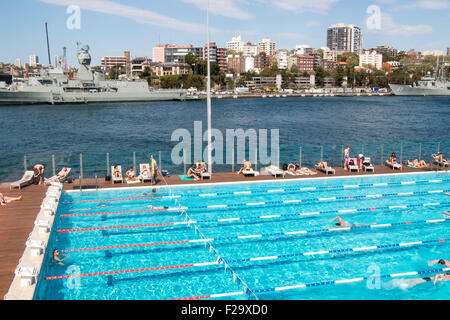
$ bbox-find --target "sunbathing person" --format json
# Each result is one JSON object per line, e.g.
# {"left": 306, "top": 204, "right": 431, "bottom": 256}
{"left": 284, "top": 163, "right": 297, "bottom": 176}
{"left": 390, "top": 153, "right": 397, "bottom": 164}
{"left": 126, "top": 167, "right": 138, "bottom": 183}
{"left": 434, "top": 153, "right": 449, "bottom": 164}
{"left": 0, "top": 193, "right": 22, "bottom": 206}
{"left": 316, "top": 161, "right": 328, "bottom": 169}
{"left": 197, "top": 161, "right": 207, "bottom": 173}
{"left": 407, "top": 159, "right": 428, "bottom": 168}
{"left": 45, "top": 168, "right": 69, "bottom": 183}
{"left": 237, "top": 160, "right": 252, "bottom": 175}
{"left": 295, "top": 165, "right": 317, "bottom": 175}
{"left": 329, "top": 216, "right": 375, "bottom": 227}
{"left": 139, "top": 165, "right": 151, "bottom": 181}
{"left": 187, "top": 164, "right": 200, "bottom": 181}
{"left": 112, "top": 166, "right": 121, "bottom": 178}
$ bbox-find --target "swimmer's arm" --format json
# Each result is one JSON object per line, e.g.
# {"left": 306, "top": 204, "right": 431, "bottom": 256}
{"left": 428, "top": 260, "right": 440, "bottom": 266}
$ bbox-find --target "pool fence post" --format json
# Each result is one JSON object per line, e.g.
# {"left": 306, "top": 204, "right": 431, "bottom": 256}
{"left": 133, "top": 152, "right": 136, "bottom": 172}
{"left": 52, "top": 154, "right": 56, "bottom": 176}
{"left": 184, "top": 152, "right": 187, "bottom": 175}
{"left": 231, "top": 147, "right": 234, "bottom": 173}
{"left": 400, "top": 143, "right": 403, "bottom": 171}
{"left": 380, "top": 144, "right": 384, "bottom": 166}
{"left": 320, "top": 145, "right": 323, "bottom": 163}
{"left": 106, "top": 153, "right": 110, "bottom": 177}
{"left": 419, "top": 143, "right": 422, "bottom": 162}
{"left": 80, "top": 153, "right": 83, "bottom": 181}
{"left": 299, "top": 146, "right": 302, "bottom": 168}
{"left": 255, "top": 147, "right": 258, "bottom": 172}
{"left": 158, "top": 151, "right": 162, "bottom": 172}
{"left": 437, "top": 142, "right": 440, "bottom": 154}
{"left": 340, "top": 145, "right": 344, "bottom": 167}
{"left": 361, "top": 144, "right": 364, "bottom": 156}
{"left": 24, "top": 155, "right": 27, "bottom": 172}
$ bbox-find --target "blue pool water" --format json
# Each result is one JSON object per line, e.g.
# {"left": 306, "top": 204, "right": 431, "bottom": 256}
{"left": 34, "top": 172, "right": 450, "bottom": 300}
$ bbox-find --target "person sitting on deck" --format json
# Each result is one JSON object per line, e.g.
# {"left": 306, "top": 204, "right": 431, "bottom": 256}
{"left": 0, "top": 193, "right": 22, "bottom": 206}
{"left": 237, "top": 160, "right": 252, "bottom": 175}
{"left": 126, "top": 167, "right": 137, "bottom": 182}
{"left": 112, "top": 165, "right": 121, "bottom": 178}
{"left": 390, "top": 153, "right": 398, "bottom": 164}
{"left": 45, "top": 168, "right": 69, "bottom": 183}
{"left": 187, "top": 164, "right": 200, "bottom": 181}
{"left": 407, "top": 159, "right": 429, "bottom": 168}
{"left": 196, "top": 161, "right": 206, "bottom": 173}
{"left": 329, "top": 216, "right": 375, "bottom": 227}
{"left": 52, "top": 249, "right": 70, "bottom": 265}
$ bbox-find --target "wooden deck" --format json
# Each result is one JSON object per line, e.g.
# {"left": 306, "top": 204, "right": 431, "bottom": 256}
{"left": 0, "top": 165, "right": 444, "bottom": 298}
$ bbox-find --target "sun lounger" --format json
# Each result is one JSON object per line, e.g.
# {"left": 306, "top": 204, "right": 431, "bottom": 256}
{"left": 362, "top": 157, "right": 374, "bottom": 172}
{"left": 315, "top": 164, "right": 336, "bottom": 175}
{"left": 432, "top": 154, "right": 449, "bottom": 168}
{"left": 111, "top": 166, "right": 123, "bottom": 184}
{"left": 243, "top": 168, "right": 256, "bottom": 177}
{"left": 347, "top": 158, "right": 359, "bottom": 172}
{"left": 139, "top": 164, "right": 152, "bottom": 183}
{"left": 386, "top": 160, "right": 402, "bottom": 170}
{"left": 199, "top": 164, "right": 211, "bottom": 180}
{"left": 266, "top": 166, "right": 284, "bottom": 177}
{"left": 10, "top": 171, "right": 34, "bottom": 190}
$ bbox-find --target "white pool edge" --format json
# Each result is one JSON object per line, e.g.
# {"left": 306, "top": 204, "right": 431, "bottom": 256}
{"left": 4, "top": 182, "right": 63, "bottom": 300}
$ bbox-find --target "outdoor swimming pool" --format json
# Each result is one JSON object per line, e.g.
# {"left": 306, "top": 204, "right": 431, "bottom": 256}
{"left": 34, "top": 172, "right": 450, "bottom": 300}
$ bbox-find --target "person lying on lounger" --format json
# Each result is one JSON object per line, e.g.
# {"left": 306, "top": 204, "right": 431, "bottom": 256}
{"left": 295, "top": 164, "right": 316, "bottom": 175}
{"left": 187, "top": 164, "right": 200, "bottom": 181}
{"left": 45, "top": 168, "right": 69, "bottom": 183}
{"left": 390, "top": 153, "right": 398, "bottom": 164}
{"left": 112, "top": 166, "right": 121, "bottom": 178}
{"left": 316, "top": 161, "right": 328, "bottom": 169}
{"left": 0, "top": 193, "right": 22, "bottom": 206}
{"left": 237, "top": 160, "right": 252, "bottom": 175}
{"left": 434, "top": 153, "right": 449, "bottom": 164}
{"left": 329, "top": 216, "right": 375, "bottom": 227}
{"left": 407, "top": 159, "right": 428, "bottom": 168}
{"left": 140, "top": 165, "right": 151, "bottom": 180}
{"left": 126, "top": 167, "right": 138, "bottom": 182}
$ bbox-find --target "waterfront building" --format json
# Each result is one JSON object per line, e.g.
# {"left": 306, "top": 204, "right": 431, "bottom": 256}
{"left": 244, "top": 56, "right": 255, "bottom": 72}
{"left": 217, "top": 48, "right": 228, "bottom": 72}
{"left": 359, "top": 50, "right": 383, "bottom": 70}
{"left": 258, "top": 38, "right": 276, "bottom": 56}
{"left": 101, "top": 51, "right": 130, "bottom": 70}
{"left": 423, "top": 50, "right": 445, "bottom": 57}
{"left": 375, "top": 45, "right": 398, "bottom": 57}
{"left": 244, "top": 76, "right": 277, "bottom": 89}
{"left": 226, "top": 35, "right": 244, "bottom": 53}
{"left": 295, "top": 45, "right": 313, "bottom": 55}
{"left": 290, "top": 54, "right": 314, "bottom": 72}
{"left": 203, "top": 42, "right": 218, "bottom": 62}
{"left": 14, "top": 58, "right": 22, "bottom": 68}
{"left": 152, "top": 45, "right": 203, "bottom": 63}
{"left": 243, "top": 42, "right": 259, "bottom": 57}
{"left": 29, "top": 55, "right": 39, "bottom": 67}
{"left": 320, "top": 58, "right": 337, "bottom": 71}
{"left": 227, "top": 55, "right": 245, "bottom": 75}
{"left": 254, "top": 53, "right": 270, "bottom": 70}
{"left": 327, "top": 23, "right": 362, "bottom": 54}
{"left": 150, "top": 62, "right": 192, "bottom": 76}
{"left": 274, "top": 50, "right": 289, "bottom": 70}
{"left": 295, "top": 75, "right": 315, "bottom": 88}
{"left": 130, "top": 57, "right": 152, "bottom": 77}
{"left": 386, "top": 61, "right": 401, "bottom": 71}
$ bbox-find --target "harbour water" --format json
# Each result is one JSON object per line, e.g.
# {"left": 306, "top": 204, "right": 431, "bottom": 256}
{"left": 0, "top": 96, "right": 449, "bottom": 182}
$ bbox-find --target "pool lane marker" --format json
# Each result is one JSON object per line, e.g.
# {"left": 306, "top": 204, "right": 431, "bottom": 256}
{"left": 57, "top": 201, "right": 450, "bottom": 233}
{"left": 58, "top": 189, "right": 450, "bottom": 218}
{"left": 172, "top": 267, "right": 450, "bottom": 300}
{"left": 60, "top": 218, "right": 450, "bottom": 252}
{"left": 61, "top": 178, "right": 450, "bottom": 205}
{"left": 46, "top": 238, "right": 448, "bottom": 280}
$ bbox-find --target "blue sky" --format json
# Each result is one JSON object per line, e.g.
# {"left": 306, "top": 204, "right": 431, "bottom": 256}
{"left": 1, "top": 0, "right": 449, "bottom": 66}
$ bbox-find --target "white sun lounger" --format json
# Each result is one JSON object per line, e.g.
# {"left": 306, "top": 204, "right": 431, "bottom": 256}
{"left": 139, "top": 163, "right": 152, "bottom": 183}
{"left": 363, "top": 157, "right": 375, "bottom": 172}
{"left": 315, "top": 165, "right": 335, "bottom": 175}
{"left": 243, "top": 168, "right": 256, "bottom": 177}
{"left": 10, "top": 171, "right": 35, "bottom": 190}
{"left": 386, "top": 160, "right": 402, "bottom": 170}
{"left": 111, "top": 166, "right": 123, "bottom": 184}
{"left": 267, "top": 166, "right": 284, "bottom": 178}
{"left": 347, "top": 158, "right": 359, "bottom": 172}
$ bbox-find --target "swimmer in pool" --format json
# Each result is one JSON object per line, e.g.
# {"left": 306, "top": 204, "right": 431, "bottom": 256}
{"left": 52, "top": 249, "right": 70, "bottom": 265}
{"left": 428, "top": 259, "right": 450, "bottom": 267}
{"left": 147, "top": 204, "right": 169, "bottom": 210}
{"left": 329, "top": 216, "right": 376, "bottom": 227}
{"left": 139, "top": 188, "right": 157, "bottom": 196}
{"left": 69, "top": 204, "right": 111, "bottom": 212}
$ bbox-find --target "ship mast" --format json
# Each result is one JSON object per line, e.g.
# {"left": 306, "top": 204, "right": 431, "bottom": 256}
{"left": 206, "top": 0, "right": 212, "bottom": 174}
{"left": 45, "top": 22, "right": 52, "bottom": 67}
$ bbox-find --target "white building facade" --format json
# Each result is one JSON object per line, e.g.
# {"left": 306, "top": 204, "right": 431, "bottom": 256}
{"left": 226, "top": 35, "right": 244, "bottom": 53}
{"left": 359, "top": 51, "right": 382, "bottom": 69}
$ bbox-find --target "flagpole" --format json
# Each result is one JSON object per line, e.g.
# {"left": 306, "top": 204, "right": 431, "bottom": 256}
{"left": 206, "top": 0, "right": 212, "bottom": 174}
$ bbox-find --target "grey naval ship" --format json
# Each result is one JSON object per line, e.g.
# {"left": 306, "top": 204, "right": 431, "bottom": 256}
{"left": 0, "top": 45, "right": 186, "bottom": 105}
{"left": 389, "top": 61, "right": 450, "bottom": 96}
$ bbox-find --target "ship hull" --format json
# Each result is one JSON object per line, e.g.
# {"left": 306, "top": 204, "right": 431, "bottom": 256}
{"left": 0, "top": 90, "right": 187, "bottom": 105}
{"left": 389, "top": 84, "right": 450, "bottom": 96}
